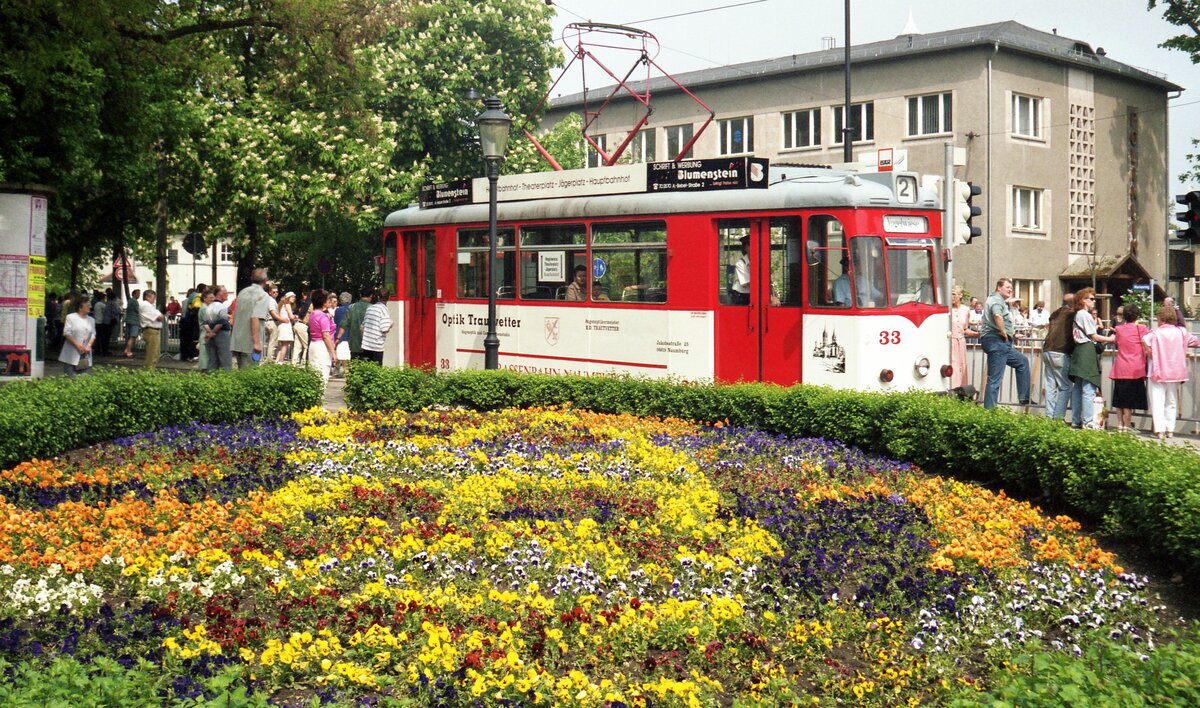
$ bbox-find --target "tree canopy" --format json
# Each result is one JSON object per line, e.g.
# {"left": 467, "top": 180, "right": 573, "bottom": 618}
{"left": 1, "top": 0, "right": 566, "bottom": 295}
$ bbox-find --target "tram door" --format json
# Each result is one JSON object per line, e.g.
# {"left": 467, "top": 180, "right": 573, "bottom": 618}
{"left": 715, "top": 217, "right": 804, "bottom": 385}
{"left": 758, "top": 217, "right": 804, "bottom": 385}
{"left": 401, "top": 230, "right": 437, "bottom": 369}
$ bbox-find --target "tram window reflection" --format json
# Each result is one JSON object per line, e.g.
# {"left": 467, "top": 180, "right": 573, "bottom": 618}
{"left": 769, "top": 217, "right": 802, "bottom": 307}
{"left": 456, "top": 227, "right": 516, "bottom": 299}
{"left": 805, "top": 215, "right": 849, "bottom": 307}
{"left": 886, "top": 244, "right": 938, "bottom": 305}
{"left": 851, "top": 237, "right": 886, "bottom": 308}
{"left": 592, "top": 221, "right": 667, "bottom": 304}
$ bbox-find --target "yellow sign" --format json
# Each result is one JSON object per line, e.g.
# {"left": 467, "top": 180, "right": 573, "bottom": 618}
{"left": 28, "top": 257, "right": 45, "bottom": 318}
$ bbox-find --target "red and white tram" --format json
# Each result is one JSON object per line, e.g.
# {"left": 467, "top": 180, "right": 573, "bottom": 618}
{"left": 380, "top": 162, "right": 951, "bottom": 391}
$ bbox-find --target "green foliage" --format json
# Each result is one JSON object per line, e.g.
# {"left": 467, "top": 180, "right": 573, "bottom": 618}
{"left": 1121, "top": 290, "right": 1153, "bottom": 322}
{"left": 1151, "top": 0, "right": 1200, "bottom": 64}
{"left": 0, "top": 655, "right": 270, "bottom": 707}
{"left": 345, "top": 366, "right": 1200, "bottom": 575}
{"left": 508, "top": 112, "right": 588, "bottom": 173}
{"left": 954, "top": 626, "right": 1200, "bottom": 706}
{"left": 0, "top": 365, "right": 321, "bottom": 468}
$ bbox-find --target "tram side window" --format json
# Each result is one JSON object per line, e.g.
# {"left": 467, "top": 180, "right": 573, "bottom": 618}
{"left": 805, "top": 216, "right": 849, "bottom": 307}
{"left": 769, "top": 217, "right": 803, "bottom": 306}
{"left": 457, "top": 228, "right": 516, "bottom": 299}
{"left": 592, "top": 222, "right": 667, "bottom": 303}
{"left": 518, "top": 225, "right": 587, "bottom": 301}
{"left": 886, "top": 242, "right": 938, "bottom": 305}
{"left": 718, "top": 221, "right": 751, "bottom": 305}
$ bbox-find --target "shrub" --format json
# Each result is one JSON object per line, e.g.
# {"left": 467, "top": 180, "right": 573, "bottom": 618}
{"left": 0, "top": 365, "right": 321, "bottom": 468}
{"left": 954, "top": 627, "right": 1200, "bottom": 706}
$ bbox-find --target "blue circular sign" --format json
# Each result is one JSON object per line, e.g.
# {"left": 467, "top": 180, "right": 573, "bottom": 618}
{"left": 592, "top": 257, "right": 607, "bottom": 280}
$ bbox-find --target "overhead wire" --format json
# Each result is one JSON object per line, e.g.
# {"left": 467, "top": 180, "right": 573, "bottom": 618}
{"left": 549, "top": 0, "right": 1195, "bottom": 144}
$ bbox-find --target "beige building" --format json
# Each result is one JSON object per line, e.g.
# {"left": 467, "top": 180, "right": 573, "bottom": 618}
{"left": 545, "top": 21, "right": 1184, "bottom": 317}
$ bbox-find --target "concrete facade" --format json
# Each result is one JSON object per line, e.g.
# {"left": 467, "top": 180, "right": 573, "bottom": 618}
{"left": 544, "top": 22, "right": 1182, "bottom": 314}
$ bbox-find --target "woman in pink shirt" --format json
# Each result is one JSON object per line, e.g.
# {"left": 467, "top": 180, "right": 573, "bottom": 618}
{"left": 306, "top": 289, "right": 338, "bottom": 384}
{"left": 1109, "top": 304, "right": 1149, "bottom": 433}
{"left": 1141, "top": 306, "right": 1199, "bottom": 439}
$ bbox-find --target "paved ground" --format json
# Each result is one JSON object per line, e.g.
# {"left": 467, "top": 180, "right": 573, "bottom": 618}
{"left": 30, "top": 353, "right": 1200, "bottom": 448}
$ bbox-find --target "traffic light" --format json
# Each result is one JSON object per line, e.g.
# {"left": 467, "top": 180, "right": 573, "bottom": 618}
{"left": 1175, "top": 191, "right": 1200, "bottom": 242}
{"left": 952, "top": 179, "right": 982, "bottom": 245}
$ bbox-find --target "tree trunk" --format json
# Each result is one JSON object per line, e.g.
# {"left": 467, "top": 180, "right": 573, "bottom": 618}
{"left": 155, "top": 153, "right": 168, "bottom": 308}
{"left": 236, "top": 215, "right": 258, "bottom": 291}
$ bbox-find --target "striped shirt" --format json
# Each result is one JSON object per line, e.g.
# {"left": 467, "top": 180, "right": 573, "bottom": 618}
{"left": 361, "top": 303, "right": 391, "bottom": 352}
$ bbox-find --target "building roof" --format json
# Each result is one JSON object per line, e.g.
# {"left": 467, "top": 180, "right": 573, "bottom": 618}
{"left": 549, "top": 21, "right": 1182, "bottom": 110}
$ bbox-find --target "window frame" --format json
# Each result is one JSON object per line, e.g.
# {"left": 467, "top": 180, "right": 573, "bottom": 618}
{"left": 516, "top": 224, "right": 587, "bottom": 301}
{"left": 590, "top": 221, "right": 668, "bottom": 304}
{"left": 906, "top": 91, "right": 953, "bottom": 137}
{"left": 664, "top": 124, "right": 694, "bottom": 160}
{"left": 1012, "top": 93, "right": 1043, "bottom": 140}
{"left": 456, "top": 227, "right": 517, "bottom": 299}
{"left": 781, "top": 108, "right": 821, "bottom": 151}
{"left": 628, "top": 128, "right": 656, "bottom": 163}
{"left": 585, "top": 134, "right": 608, "bottom": 168}
{"left": 831, "top": 102, "right": 874, "bottom": 145}
{"left": 717, "top": 116, "right": 754, "bottom": 156}
{"left": 1011, "top": 186, "right": 1045, "bottom": 233}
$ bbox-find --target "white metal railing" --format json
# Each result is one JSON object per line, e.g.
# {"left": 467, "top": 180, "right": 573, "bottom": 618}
{"left": 963, "top": 333, "right": 1200, "bottom": 432}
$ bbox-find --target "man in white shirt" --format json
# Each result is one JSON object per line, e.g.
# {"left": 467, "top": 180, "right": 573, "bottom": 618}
{"left": 138, "top": 290, "right": 165, "bottom": 369}
{"left": 360, "top": 290, "right": 393, "bottom": 364}
{"left": 729, "top": 236, "right": 751, "bottom": 305}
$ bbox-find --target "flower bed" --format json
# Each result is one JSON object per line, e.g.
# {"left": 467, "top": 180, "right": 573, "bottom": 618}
{"left": 0, "top": 408, "right": 1187, "bottom": 705}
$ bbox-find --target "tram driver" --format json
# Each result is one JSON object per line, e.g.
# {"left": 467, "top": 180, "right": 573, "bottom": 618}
{"left": 832, "top": 252, "right": 884, "bottom": 307}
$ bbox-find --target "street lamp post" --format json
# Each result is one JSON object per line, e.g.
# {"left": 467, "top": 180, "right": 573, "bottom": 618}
{"left": 476, "top": 96, "right": 512, "bottom": 370}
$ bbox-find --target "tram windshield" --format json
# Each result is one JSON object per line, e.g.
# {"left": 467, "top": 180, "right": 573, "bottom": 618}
{"left": 849, "top": 236, "right": 938, "bottom": 308}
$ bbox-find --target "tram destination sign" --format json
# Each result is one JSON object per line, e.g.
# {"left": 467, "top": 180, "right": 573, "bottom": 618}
{"left": 647, "top": 157, "right": 769, "bottom": 193}
{"left": 419, "top": 179, "right": 473, "bottom": 209}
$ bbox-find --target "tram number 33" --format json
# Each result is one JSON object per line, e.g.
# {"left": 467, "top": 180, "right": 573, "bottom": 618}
{"left": 878, "top": 330, "right": 902, "bottom": 345}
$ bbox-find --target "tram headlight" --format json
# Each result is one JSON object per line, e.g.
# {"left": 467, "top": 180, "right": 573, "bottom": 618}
{"left": 879, "top": 369, "right": 895, "bottom": 383}
{"left": 940, "top": 364, "right": 954, "bottom": 378}
{"left": 914, "top": 357, "right": 931, "bottom": 378}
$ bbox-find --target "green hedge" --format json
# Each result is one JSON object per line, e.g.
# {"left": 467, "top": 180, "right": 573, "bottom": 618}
{"left": 345, "top": 363, "right": 1200, "bottom": 574}
{"left": 0, "top": 365, "right": 323, "bottom": 468}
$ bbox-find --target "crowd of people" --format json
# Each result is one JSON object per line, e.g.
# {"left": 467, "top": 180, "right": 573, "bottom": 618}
{"left": 48, "top": 271, "right": 393, "bottom": 383}
{"left": 955, "top": 278, "right": 1198, "bottom": 439}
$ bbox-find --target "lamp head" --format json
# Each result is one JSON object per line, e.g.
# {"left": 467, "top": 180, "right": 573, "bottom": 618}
{"left": 476, "top": 96, "right": 512, "bottom": 161}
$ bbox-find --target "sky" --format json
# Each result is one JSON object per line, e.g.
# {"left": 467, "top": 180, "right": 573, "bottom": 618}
{"left": 547, "top": 0, "right": 1200, "bottom": 192}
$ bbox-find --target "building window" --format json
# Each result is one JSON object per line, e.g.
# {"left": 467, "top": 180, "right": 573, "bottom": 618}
{"left": 592, "top": 222, "right": 667, "bottom": 303}
{"left": 457, "top": 228, "right": 516, "bottom": 299}
{"left": 1013, "top": 94, "right": 1042, "bottom": 139}
{"left": 664, "top": 124, "right": 694, "bottom": 160}
{"left": 718, "top": 116, "right": 754, "bottom": 156}
{"left": 1013, "top": 279, "right": 1046, "bottom": 310}
{"left": 907, "top": 92, "right": 952, "bottom": 136}
{"left": 782, "top": 109, "right": 821, "bottom": 150}
{"left": 629, "top": 129, "right": 656, "bottom": 163}
{"left": 220, "top": 243, "right": 235, "bottom": 263}
{"left": 832, "top": 102, "right": 874, "bottom": 144}
{"left": 1191, "top": 279, "right": 1200, "bottom": 298}
{"left": 585, "top": 134, "right": 607, "bottom": 168}
{"left": 1012, "top": 186, "right": 1044, "bottom": 231}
